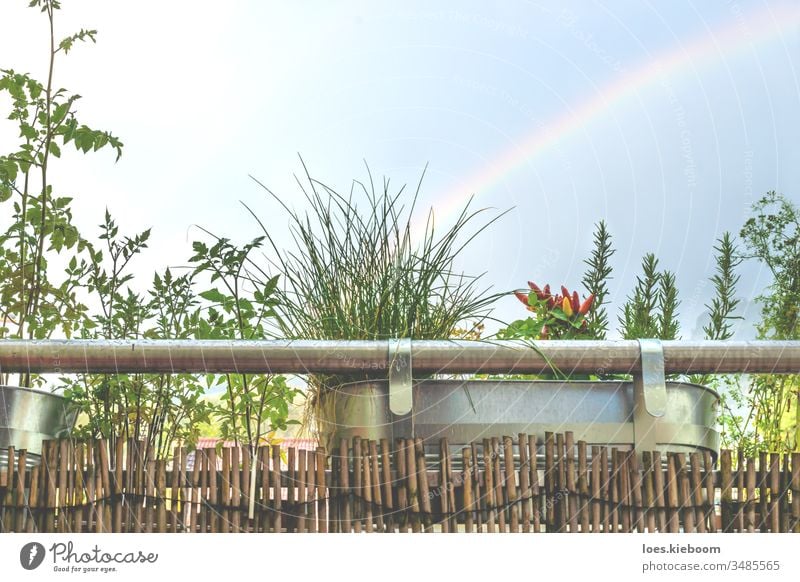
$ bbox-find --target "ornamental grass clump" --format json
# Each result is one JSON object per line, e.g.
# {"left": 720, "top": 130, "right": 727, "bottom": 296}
{"left": 247, "top": 163, "right": 506, "bottom": 426}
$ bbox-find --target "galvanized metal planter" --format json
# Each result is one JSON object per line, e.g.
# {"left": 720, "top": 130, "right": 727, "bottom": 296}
{"left": 317, "top": 378, "right": 719, "bottom": 457}
{"left": 0, "top": 385, "right": 77, "bottom": 468}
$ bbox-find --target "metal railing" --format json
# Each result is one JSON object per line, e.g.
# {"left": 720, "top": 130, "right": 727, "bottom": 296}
{"left": 0, "top": 338, "right": 798, "bottom": 375}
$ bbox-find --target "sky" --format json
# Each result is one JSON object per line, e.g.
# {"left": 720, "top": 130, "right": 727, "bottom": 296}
{"left": 1, "top": 0, "right": 798, "bottom": 339}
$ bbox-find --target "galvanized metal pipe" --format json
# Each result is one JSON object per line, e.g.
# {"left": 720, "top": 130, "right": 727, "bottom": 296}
{"left": 0, "top": 339, "right": 798, "bottom": 375}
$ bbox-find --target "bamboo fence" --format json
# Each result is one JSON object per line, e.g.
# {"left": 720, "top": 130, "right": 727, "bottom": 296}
{"left": 1, "top": 433, "right": 798, "bottom": 533}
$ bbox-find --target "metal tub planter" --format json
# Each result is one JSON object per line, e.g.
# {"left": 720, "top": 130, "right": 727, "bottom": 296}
{"left": 0, "top": 385, "right": 77, "bottom": 468}
{"left": 317, "top": 338, "right": 720, "bottom": 458}
{"left": 317, "top": 378, "right": 719, "bottom": 457}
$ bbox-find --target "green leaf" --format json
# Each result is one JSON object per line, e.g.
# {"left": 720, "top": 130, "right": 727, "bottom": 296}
{"left": 20, "top": 123, "right": 37, "bottom": 140}
{"left": 199, "top": 288, "right": 227, "bottom": 303}
{"left": 52, "top": 102, "right": 69, "bottom": 126}
{"left": 48, "top": 141, "right": 61, "bottom": 158}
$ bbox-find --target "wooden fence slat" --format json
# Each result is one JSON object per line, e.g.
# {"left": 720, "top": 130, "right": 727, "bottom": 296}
{"left": 27, "top": 465, "right": 39, "bottom": 533}
{"left": 462, "top": 447, "right": 473, "bottom": 533}
{"left": 519, "top": 434, "right": 531, "bottom": 533}
{"left": 272, "top": 445, "right": 282, "bottom": 533}
{"left": 415, "top": 439, "right": 431, "bottom": 532}
{"left": 371, "top": 441, "right": 385, "bottom": 532}
{"left": 57, "top": 440, "right": 68, "bottom": 533}
{"left": 364, "top": 442, "right": 376, "bottom": 533}
{"left": 362, "top": 440, "right": 373, "bottom": 533}
{"left": 491, "top": 437, "right": 505, "bottom": 532}
{"left": 781, "top": 453, "right": 791, "bottom": 533}
{"left": 220, "top": 447, "right": 230, "bottom": 533}
{"left": 758, "top": 451, "right": 768, "bottom": 532}
{"left": 480, "top": 439, "right": 493, "bottom": 533}
{"left": 405, "top": 439, "right": 420, "bottom": 533}
{"left": 16, "top": 449, "right": 28, "bottom": 532}
{"left": 72, "top": 444, "right": 83, "bottom": 533}
{"left": 503, "top": 436, "right": 519, "bottom": 533}
{"left": 145, "top": 446, "right": 155, "bottom": 533}
{"left": 170, "top": 446, "right": 183, "bottom": 533}
{"left": 529, "top": 435, "right": 540, "bottom": 533}
{"left": 189, "top": 447, "right": 201, "bottom": 533}
{"left": 232, "top": 446, "right": 241, "bottom": 533}
{"left": 652, "top": 451, "right": 666, "bottom": 532}
{"left": 556, "top": 433, "right": 566, "bottom": 532}
{"left": 395, "top": 438, "right": 408, "bottom": 533}
{"left": 770, "top": 452, "right": 780, "bottom": 533}
{"left": 618, "top": 451, "right": 631, "bottom": 533}
{"left": 544, "top": 432, "right": 555, "bottom": 529}
{"left": 339, "top": 439, "right": 350, "bottom": 533}
{"left": 609, "top": 448, "right": 620, "bottom": 533}
{"left": 590, "top": 446, "right": 601, "bottom": 533}
{"left": 296, "top": 448, "right": 307, "bottom": 533}
{"left": 736, "top": 450, "right": 745, "bottom": 532}
{"left": 198, "top": 448, "right": 208, "bottom": 533}
{"left": 112, "top": 438, "right": 123, "bottom": 533}
{"left": 287, "top": 447, "right": 296, "bottom": 532}
{"left": 380, "top": 439, "right": 393, "bottom": 533}
{"left": 704, "top": 451, "right": 716, "bottom": 533}
{"left": 745, "top": 455, "right": 756, "bottom": 533}
{"left": 600, "top": 447, "right": 610, "bottom": 533}
{"left": 676, "top": 453, "right": 695, "bottom": 533}
{"left": 629, "top": 451, "right": 644, "bottom": 533}
{"left": 564, "top": 432, "right": 577, "bottom": 533}
{"left": 315, "top": 446, "right": 325, "bottom": 533}
{"left": 98, "top": 440, "right": 110, "bottom": 533}
{"left": 720, "top": 450, "right": 733, "bottom": 532}
{"left": 471, "top": 442, "right": 482, "bottom": 533}
{"left": 157, "top": 459, "right": 167, "bottom": 533}
{"left": 440, "top": 440, "right": 451, "bottom": 533}
{"left": 577, "top": 441, "right": 589, "bottom": 533}
{"left": 353, "top": 437, "right": 363, "bottom": 533}
{"left": 45, "top": 440, "right": 57, "bottom": 533}
{"left": 643, "top": 451, "right": 655, "bottom": 533}
{"left": 690, "top": 453, "right": 706, "bottom": 533}
{"left": 666, "top": 452, "right": 679, "bottom": 533}
{"left": 2, "top": 446, "right": 15, "bottom": 532}
{"left": 84, "top": 442, "right": 95, "bottom": 534}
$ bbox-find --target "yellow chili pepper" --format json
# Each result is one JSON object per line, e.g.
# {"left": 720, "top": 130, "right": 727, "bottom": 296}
{"left": 562, "top": 296, "right": 573, "bottom": 317}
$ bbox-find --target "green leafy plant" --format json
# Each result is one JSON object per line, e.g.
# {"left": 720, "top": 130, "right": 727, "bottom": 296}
{"left": 0, "top": 0, "right": 122, "bottom": 387}
{"left": 737, "top": 192, "right": 800, "bottom": 451}
{"left": 702, "top": 233, "right": 743, "bottom": 341}
{"left": 63, "top": 213, "right": 213, "bottom": 459}
{"left": 618, "top": 253, "right": 680, "bottom": 340}
{"left": 246, "top": 162, "right": 505, "bottom": 432}
{"left": 581, "top": 220, "right": 615, "bottom": 339}
{"left": 689, "top": 233, "right": 747, "bottom": 448}
{"left": 189, "top": 233, "right": 300, "bottom": 455}
{"left": 498, "top": 281, "right": 593, "bottom": 340}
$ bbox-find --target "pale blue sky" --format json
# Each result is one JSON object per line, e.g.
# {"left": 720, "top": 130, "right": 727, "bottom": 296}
{"left": 1, "top": 0, "right": 798, "bottom": 338}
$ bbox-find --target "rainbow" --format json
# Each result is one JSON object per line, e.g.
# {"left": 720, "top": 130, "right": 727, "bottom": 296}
{"left": 431, "top": 3, "right": 800, "bottom": 218}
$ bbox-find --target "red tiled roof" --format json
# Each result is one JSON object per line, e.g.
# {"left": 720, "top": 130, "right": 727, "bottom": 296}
{"left": 194, "top": 437, "right": 318, "bottom": 450}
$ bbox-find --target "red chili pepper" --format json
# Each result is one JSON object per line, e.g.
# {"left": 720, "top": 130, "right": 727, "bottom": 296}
{"left": 578, "top": 294, "right": 595, "bottom": 315}
{"left": 528, "top": 281, "right": 546, "bottom": 300}
{"left": 514, "top": 290, "right": 530, "bottom": 306}
{"left": 546, "top": 295, "right": 556, "bottom": 309}
{"left": 561, "top": 285, "right": 570, "bottom": 299}
{"left": 543, "top": 284, "right": 551, "bottom": 296}
{"left": 571, "top": 291, "right": 580, "bottom": 313}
